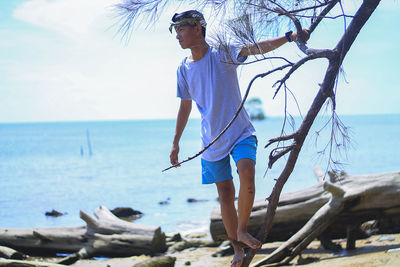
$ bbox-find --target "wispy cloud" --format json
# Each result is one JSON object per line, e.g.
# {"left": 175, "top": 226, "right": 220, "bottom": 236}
{"left": 13, "top": 0, "right": 119, "bottom": 40}
{"left": 0, "top": 0, "right": 187, "bottom": 122}
{"left": 0, "top": 0, "right": 398, "bottom": 122}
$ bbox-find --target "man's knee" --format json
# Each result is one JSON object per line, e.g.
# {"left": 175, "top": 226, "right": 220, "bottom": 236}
{"left": 237, "top": 158, "right": 255, "bottom": 170}
{"left": 237, "top": 159, "right": 255, "bottom": 179}
{"left": 239, "top": 167, "right": 255, "bottom": 180}
{"left": 216, "top": 179, "right": 235, "bottom": 202}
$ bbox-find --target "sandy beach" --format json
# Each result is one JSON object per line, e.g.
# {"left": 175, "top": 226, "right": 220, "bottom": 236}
{"left": 63, "top": 231, "right": 400, "bottom": 267}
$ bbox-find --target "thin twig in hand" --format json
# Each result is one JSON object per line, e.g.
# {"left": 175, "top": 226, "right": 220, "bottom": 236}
{"left": 162, "top": 63, "right": 292, "bottom": 172}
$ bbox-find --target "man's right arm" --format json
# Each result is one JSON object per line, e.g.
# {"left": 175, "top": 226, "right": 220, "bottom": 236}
{"left": 170, "top": 99, "right": 192, "bottom": 166}
{"left": 239, "top": 29, "right": 310, "bottom": 57}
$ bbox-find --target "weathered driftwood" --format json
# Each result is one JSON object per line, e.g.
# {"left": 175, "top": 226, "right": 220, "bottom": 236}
{"left": 251, "top": 181, "right": 347, "bottom": 266}
{"left": 210, "top": 171, "right": 400, "bottom": 243}
{"left": 0, "top": 245, "right": 26, "bottom": 260}
{"left": 0, "top": 206, "right": 167, "bottom": 261}
{"left": 0, "top": 259, "right": 66, "bottom": 267}
{"left": 252, "top": 170, "right": 400, "bottom": 266}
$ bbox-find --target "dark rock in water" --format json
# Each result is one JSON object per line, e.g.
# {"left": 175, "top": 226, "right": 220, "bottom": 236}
{"left": 159, "top": 197, "right": 171, "bottom": 205}
{"left": 45, "top": 209, "right": 65, "bottom": 217}
{"left": 187, "top": 198, "right": 209, "bottom": 203}
{"left": 111, "top": 207, "right": 143, "bottom": 219}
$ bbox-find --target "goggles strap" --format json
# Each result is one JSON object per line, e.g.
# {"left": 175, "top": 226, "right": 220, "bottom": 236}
{"left": 169, "top": 18, "right": 199, "bottom": 33}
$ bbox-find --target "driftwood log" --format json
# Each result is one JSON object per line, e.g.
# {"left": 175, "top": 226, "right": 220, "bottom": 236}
{"left": 0, "top": 245, "right": 26, "bottom": 260}
{"left": 210, "top": 171, "right": 400, "bottom": 246}
{"left": 252, "top": 180, "right": 347, "bottom": 266}
{"left": 0, "top": 206, "right": 167, "bottom": 262}
{"left": 0, "top": 259, "right": 67, "bottom": 267}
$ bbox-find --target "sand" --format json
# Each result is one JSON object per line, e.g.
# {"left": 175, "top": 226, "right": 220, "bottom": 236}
{"left": 68, "top": 232, "right": 400, "bottom": 267}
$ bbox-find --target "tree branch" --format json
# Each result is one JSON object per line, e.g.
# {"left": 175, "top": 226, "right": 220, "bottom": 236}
{"left": 292, "top": 14, "right": 354, "bottom": 20}
{"left": 241, "top": 1, "right": 381, "bottom": 266}
{"left": 277, "top": 1, "right": 338, "bottom": 16}
{"left": 162, "top": 63, "right": 292, "bottom": 172}
{"left": 268, "top": 145, "right": 295, "bottom": 169}
{"left": 265, "top": 132, "right": 298, "bottom": 149}
{"left": 272, "top": 49, "right": 337, "bottom": 98}
{"left": 309, "top": 0, "right": 340, "bottom": 33}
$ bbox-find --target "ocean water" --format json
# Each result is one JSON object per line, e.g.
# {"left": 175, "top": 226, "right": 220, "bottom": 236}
{"left": 0, "top": 114, "right": 399, "bottom": 234}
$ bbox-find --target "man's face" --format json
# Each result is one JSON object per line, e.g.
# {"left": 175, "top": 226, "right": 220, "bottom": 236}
{"left": 175, "top": 24, "right": 199, "bottom": 49}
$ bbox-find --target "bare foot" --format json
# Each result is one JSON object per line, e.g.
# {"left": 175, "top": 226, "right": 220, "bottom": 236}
{"left": 237, "top": 231, "right": 261, "bottom": 249}
{"left": 231, "top": 246, "right": 245, "bottom": 267}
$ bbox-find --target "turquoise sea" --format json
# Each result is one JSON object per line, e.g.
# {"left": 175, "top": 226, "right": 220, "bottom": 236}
{"left": 0, "top": 114, "right": 399, "bottom": 234}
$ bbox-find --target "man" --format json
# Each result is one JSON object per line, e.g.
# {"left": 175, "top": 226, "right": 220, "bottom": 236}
{"left": 169, "top": 10, "right": 309, "bottom": 267}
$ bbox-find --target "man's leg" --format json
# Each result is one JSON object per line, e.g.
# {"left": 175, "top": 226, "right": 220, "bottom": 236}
{"left": 215, "top": 179, "right": 244, "bottom": 267}
{"left": 236, "top": 158, "right": 261, "bottom": 249}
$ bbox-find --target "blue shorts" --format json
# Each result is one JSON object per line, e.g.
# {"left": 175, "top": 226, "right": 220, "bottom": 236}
{"left": 201, "top": 135, "right": 257, "bottom": 184}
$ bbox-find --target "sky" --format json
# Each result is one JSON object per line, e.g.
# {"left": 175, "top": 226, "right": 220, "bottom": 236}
{"left": 0, "top": 0, "right": 399, "bottom": 123}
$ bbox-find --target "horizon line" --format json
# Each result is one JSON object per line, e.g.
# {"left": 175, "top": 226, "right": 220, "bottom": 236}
{"left": 1, "top": 112, "right": 399, "bottom": 125}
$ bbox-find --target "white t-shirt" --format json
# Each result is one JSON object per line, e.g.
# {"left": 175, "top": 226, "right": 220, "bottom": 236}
{"left": 176, "top": 45, "right": 256, "bottom": 162}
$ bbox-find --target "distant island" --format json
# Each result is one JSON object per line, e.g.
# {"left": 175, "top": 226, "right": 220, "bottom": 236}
{"left": 245, "top": 97, "right": 266, "bottom": 121}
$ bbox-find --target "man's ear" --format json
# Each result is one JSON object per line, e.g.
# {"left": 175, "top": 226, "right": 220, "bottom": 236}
{"left": 195, "top": 24, "right": 202, "bottom": 36}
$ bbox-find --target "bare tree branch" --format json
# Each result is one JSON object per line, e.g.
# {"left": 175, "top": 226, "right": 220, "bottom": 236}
{"left": 309, "top": 0, "right": 340, "bottom": 33}
{"left": 162, "top": 62, "right": 292, "bottom": 172}
{"left": 268, "top": 145, "right": 295, "bottom": 169}
{"left": 278, "top": 0, "right": 339, "bottom": 16}
{"left": 242, "top": 1, "right": 382, "bottom": 265}
{"left": 292, "top": 13, "right": 354, "bottom": 19}
{"left": 265, "top": 132, "right": 299, "bottom": 149}
{"left": 272, "top": 49, "right": 337, "bottom": 98}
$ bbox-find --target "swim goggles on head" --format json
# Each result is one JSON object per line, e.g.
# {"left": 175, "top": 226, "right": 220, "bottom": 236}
{"left": 169, "top": 18, "right": 201, "bottom": 33}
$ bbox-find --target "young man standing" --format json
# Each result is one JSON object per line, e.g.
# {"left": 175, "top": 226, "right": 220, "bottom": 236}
{"left": 169, "top": 10, "right": 309, "bottom": 267}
